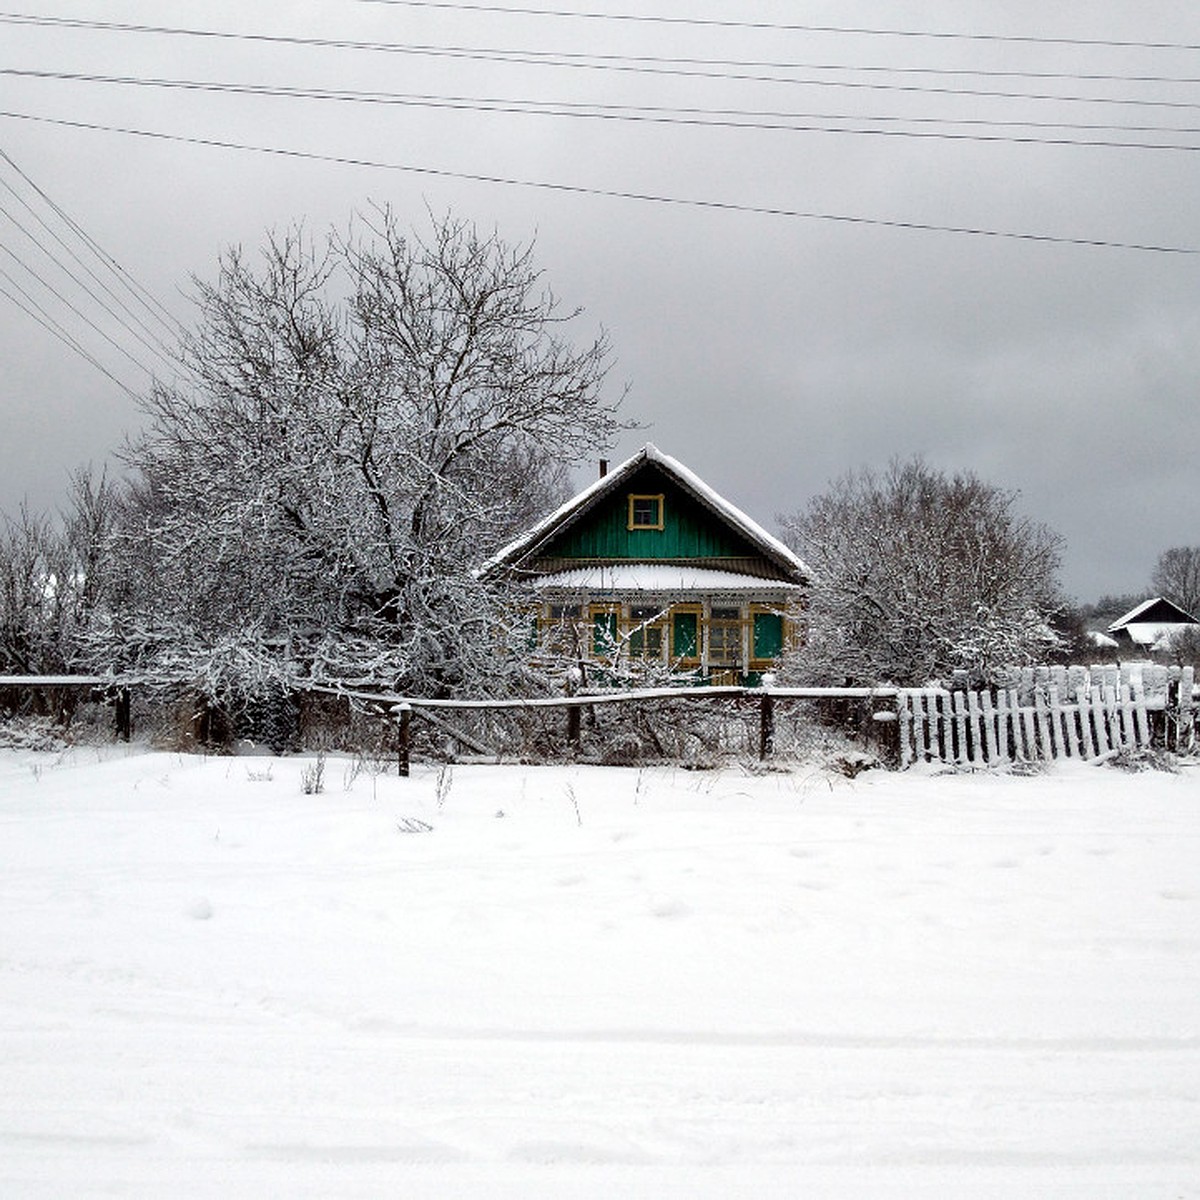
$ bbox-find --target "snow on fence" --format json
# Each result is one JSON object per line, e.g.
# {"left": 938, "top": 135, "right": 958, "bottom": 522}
{"left": 898, "top": 664, "right": 1195, "bottom": 768}
{"left": 314, "top": 683, "right": 900, "bottom": 772}
{"left": 2, "top": 665, "right": 1195, "bottom": 769}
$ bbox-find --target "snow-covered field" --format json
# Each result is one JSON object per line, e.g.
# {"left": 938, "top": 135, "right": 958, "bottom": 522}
{"left": 1, "top": 746, "right": 1198, "bottom": 1198}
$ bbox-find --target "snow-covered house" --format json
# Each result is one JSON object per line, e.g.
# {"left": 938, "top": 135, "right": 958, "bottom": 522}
{"left": 481, "top": 444, "right": 809, "bottom": 683}
{"left": 1106, "top": 596, "right": 1199, "bottom": 651}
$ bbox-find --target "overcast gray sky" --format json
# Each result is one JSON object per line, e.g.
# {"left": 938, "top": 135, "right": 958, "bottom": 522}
{"left": 2, "top": 0, "right": 1198, "bottom": 601}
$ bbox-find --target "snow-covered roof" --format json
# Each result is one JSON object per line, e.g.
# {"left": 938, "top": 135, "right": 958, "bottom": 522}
{"left": 1117, "top": 624, "right": 1193, "bottom": 650}
{"left": 481, "top": 443, "right": 809, "bottom": 581}
{"left": 531, "top": 564, "right": 804, "bottom": 594}
{"left": 1107, "top": 596, "right": 1199, "bottom": 632}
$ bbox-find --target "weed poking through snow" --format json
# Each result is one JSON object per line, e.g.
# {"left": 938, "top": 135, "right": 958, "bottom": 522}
{"left": 435, "top": 763, "right": 454, "bottom": 810}
{"left": 565, "top": 783, "right": 582, "bottom": 827}
{"left": 300, "top": 752, "right": 326, "bottom": 795}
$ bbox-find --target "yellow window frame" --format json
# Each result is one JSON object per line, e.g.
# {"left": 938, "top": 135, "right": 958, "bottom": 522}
{"left": 627, "top": 603, "right": 669, "bottom": 662}
{"left": 627, "top": 493, "right": 665, "bottom": 531}
{"left": 538, "top": 602, "right": 584, "bottom": 658}
{"left": 705, "top": 612, "right": 746, "bottom": 671}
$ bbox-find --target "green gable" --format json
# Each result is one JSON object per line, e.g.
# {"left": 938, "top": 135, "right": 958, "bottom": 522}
{"left": 531, "top": 464, "right": 780, "bottom": 570}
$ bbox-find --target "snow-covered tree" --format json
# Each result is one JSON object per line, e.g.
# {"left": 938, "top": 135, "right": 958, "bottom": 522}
{"left": 0, "top": 469, "right": 117, "bottom": 677}
{"left": 101, "top": 209, "right": 619, "bottom": 706}
{"left": 1150, "top": 546, "right": 1200, "bottom": 617}
{"left": 779, "top": 459, "right": 1063, "bottom": 685}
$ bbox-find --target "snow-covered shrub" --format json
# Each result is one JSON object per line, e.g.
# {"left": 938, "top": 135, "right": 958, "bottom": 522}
{"left": 599, "top": 731, "right": 644, "bottom": 766}
{"left": 0, "top": 714, "right": 69, "bottom": 752}
{"left": 828, "top": 750, "right": 881, "bottom": 778}
{"left": 1106, "top": 747, "right": 1180, "bottom": 773}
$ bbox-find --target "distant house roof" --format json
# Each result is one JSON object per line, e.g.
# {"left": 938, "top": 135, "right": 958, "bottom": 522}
{"left": 481, "top": 443, "right": 809, "bottom": 583}
{"left": 1108, "top": 596, "right": 1199, "bottom": 630}
{"left": 1107, "top": 595, "right": 1199, "bottom": 649}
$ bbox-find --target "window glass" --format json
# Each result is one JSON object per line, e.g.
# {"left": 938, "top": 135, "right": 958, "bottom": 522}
{"left": 541, "top": 605, "right": 583, "bottom": 656}
{"left": 630, "top": 626, "right": 664, "bottom": 658}
{"left": 708, "top": 620, "right": 742, "bottom": 666}
{"left": 629, "top": 605, "right": 665, "bottom": 660}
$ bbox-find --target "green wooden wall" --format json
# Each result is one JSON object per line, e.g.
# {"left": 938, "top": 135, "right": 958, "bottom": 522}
{"left": 541, "top": 464, "right": 763, "bottom": 563}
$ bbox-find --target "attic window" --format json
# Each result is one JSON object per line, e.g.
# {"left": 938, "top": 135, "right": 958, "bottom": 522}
{"left": 628, "top": 493, "right": 664, "bottom": 530}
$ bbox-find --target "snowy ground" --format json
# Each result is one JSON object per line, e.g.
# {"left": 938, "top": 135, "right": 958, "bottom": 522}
{"left": 1, "top": 746, "right": 1198, "bottom": 1198}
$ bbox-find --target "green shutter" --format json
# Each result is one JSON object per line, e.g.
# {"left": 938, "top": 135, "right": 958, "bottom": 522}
{"left": 672, "top": 611, "right": 698, "bottom": 659}
{"left": 593, "top": 611, "right": 618, "bottom": 655}
{"left": 753, "top": 612, "right": 783, "bottom": 659}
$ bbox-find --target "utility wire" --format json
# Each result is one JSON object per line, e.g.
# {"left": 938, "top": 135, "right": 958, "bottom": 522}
{"left": 0, "top": 235, "right": 163, "bottom": 380}
{"left": 0, "top": 269, "right": 141, "bottom": 398}
{"left": 0, "top": 181, "right": 182, "bottom": 371}
{"left": 0, "top": 148, "right": 183, "bottom": 340}
{"left": 4, "top": 15, "right": 1200, "bottom": 102}
{"left": 349, "top": 0, "right": 1200, "bottom": 51}
{"left": 10, "top": 69, "right": 1200, "bottom": 146}
{"left": 2, "top": 109, "right": 1193, "bottom": 254}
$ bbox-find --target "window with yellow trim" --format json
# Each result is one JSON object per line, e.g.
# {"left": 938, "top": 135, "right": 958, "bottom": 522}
{"left": 627, "top": 493, "right": 664, "bottom": 530}
{"left": 539, "top": 603, "right": 583, "bottom": 657}
{"left": 628, "top": 604, "right": 667, "bottom": 660}
{"left": 707, "top": 606, "right": 744, "bottom": 669}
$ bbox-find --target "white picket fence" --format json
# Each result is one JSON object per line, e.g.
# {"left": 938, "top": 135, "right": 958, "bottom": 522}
{"left": 898, "top": 664, "right": 1196, "bottom": 767}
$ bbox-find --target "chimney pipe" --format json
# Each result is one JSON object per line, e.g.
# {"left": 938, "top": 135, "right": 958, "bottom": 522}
{"left": 599, "top": 459, "right": 608, "bottom": 478}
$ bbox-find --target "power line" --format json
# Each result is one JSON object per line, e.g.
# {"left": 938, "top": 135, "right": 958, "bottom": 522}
{"left": 0, "top": 269, "right": 141, "bottom": 398}
{"left": 0, "top": 178, "right": 181, "bottom": 371}
{"left": 0, "top": 235, "right": 163, "bottom": 379}
{"left": 4, "top": 14, "right": 1200, "bottom": 100}
{"left": 349, "top": 1, "right": 1200, "bottom": 51}
{"left": 0, "top": 150, "right": 181, "bottom": 387}
{"left": 0, "top": 149, "right": 183, "bottom": 341}
{"left": 2, "top": 109, "right": 1194, "bottom": 254}
{"left": 9, "top": 69, "right": 1200, "bottom": 147}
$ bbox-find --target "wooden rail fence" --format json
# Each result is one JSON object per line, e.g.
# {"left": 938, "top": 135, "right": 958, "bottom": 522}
{"left": 3, "top": 664, "right": 1196, "bottom": 769}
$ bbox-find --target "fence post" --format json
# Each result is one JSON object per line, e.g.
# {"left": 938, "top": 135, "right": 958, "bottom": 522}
{"left": 114, "top": 687, "right": 131, "bottom": 742}
{"left": 394, "top": 702, "right": 412, "bottom": 777}
{"left": 565, "top": 666, "right": 582, "bottom": 752}
{"left": 1176, "top": 666, "right": 1195, "bottom": 753}
{"left": 759, "top": 673, "right": 776, "bottom": 760}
